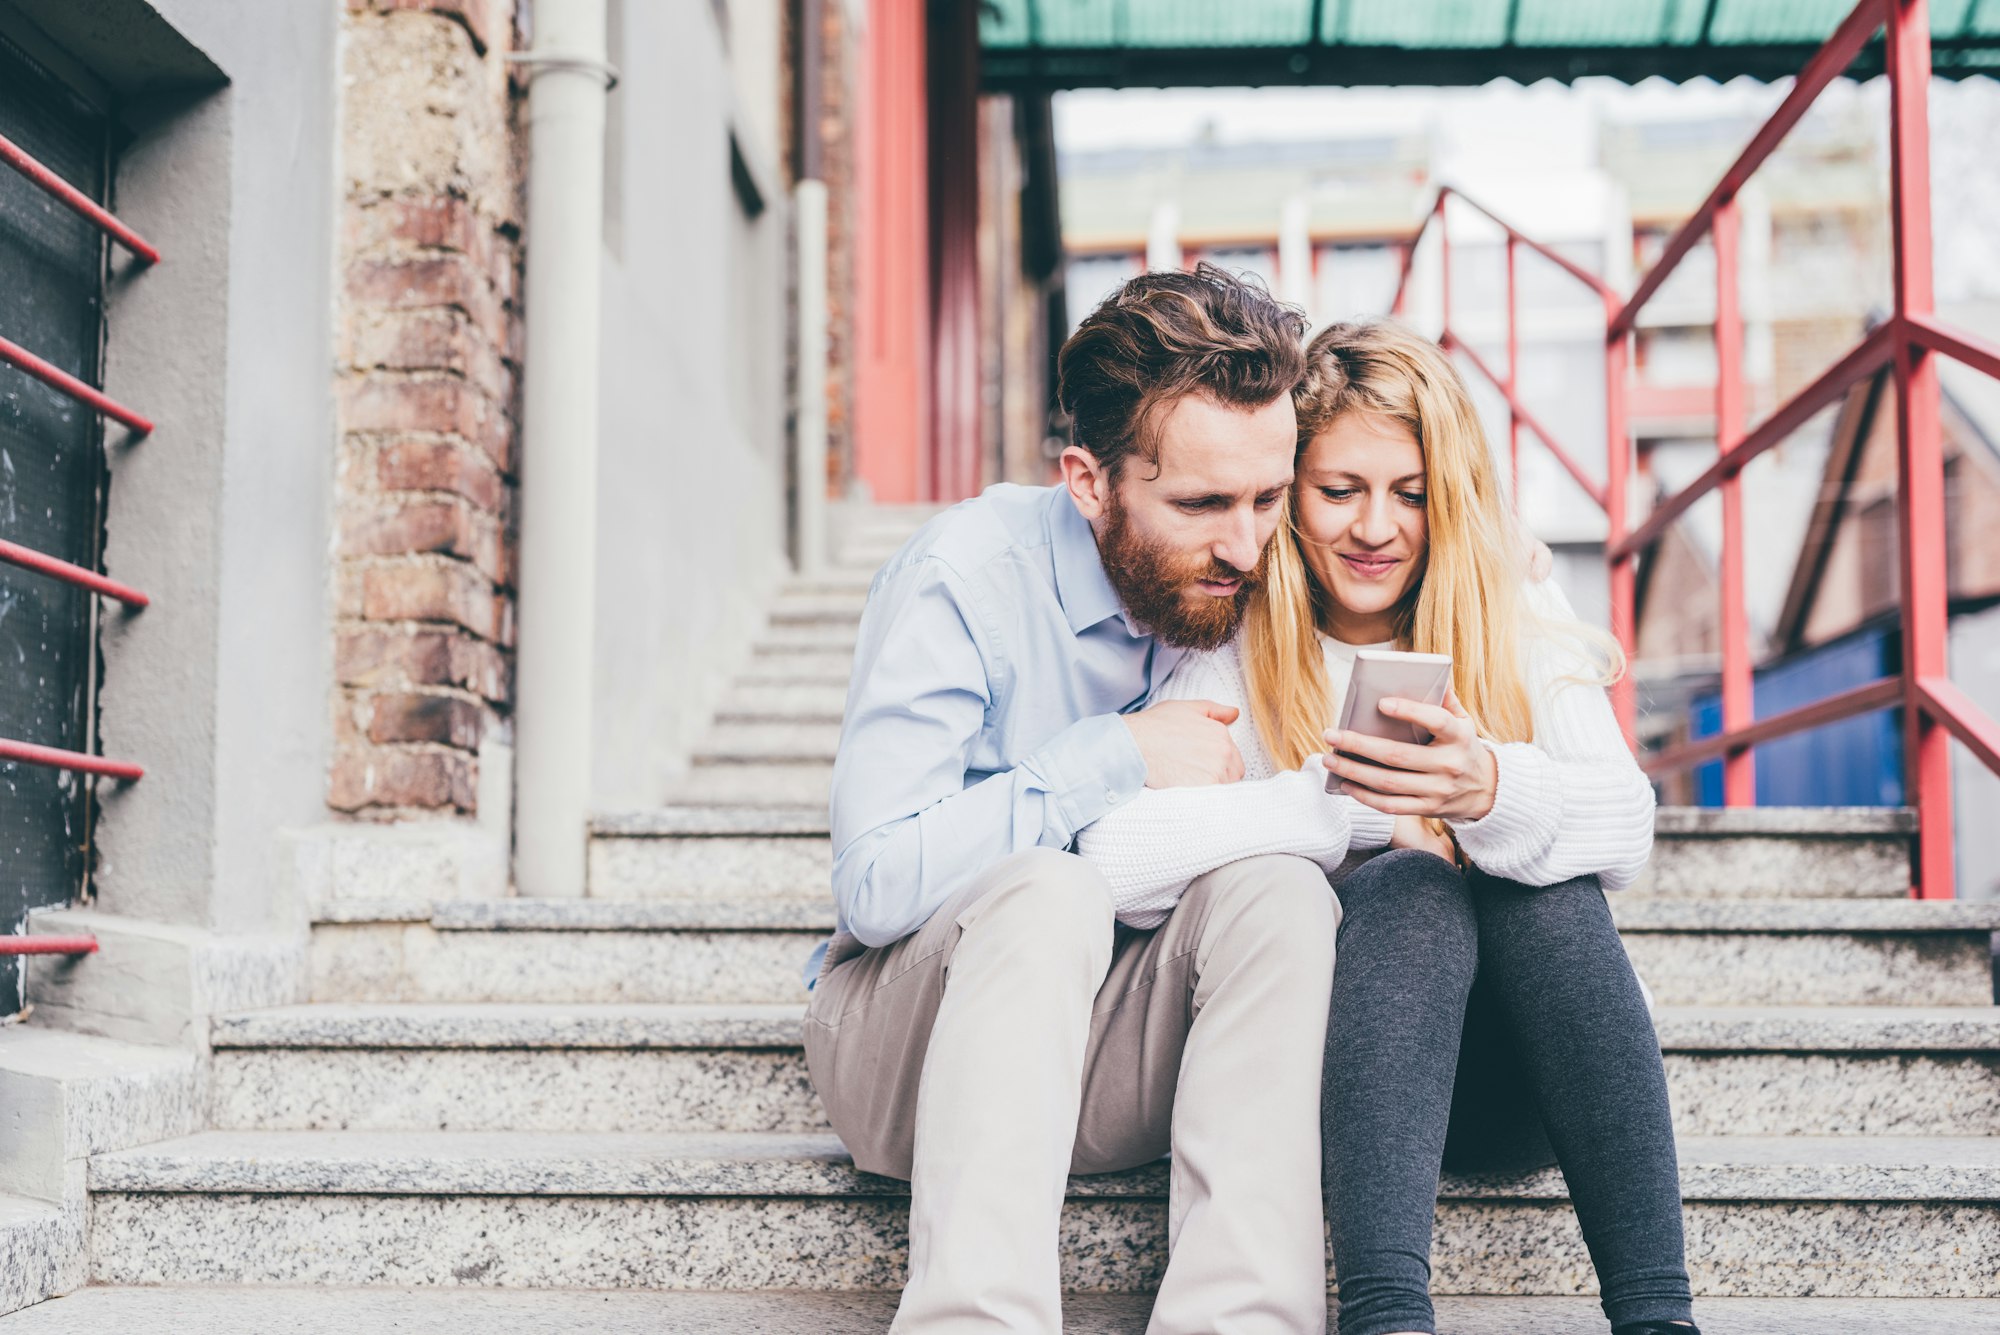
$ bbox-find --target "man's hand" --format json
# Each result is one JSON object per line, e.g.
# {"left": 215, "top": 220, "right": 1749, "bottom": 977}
{"left": 1124, "top": 699, "right": 1246, "bottom": 789}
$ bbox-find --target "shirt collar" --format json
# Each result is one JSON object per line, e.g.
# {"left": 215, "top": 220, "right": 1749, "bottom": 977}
{"left": 1049, "top": 486, "right": 1129, "bottom": 635}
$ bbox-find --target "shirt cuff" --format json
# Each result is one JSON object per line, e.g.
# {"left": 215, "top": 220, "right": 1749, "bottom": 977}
{"left": 1447, "top": 738, "right": 1561, "bottom": 867}
{"left": 1025, "top": 711, "right": 1149, "bottom": 838}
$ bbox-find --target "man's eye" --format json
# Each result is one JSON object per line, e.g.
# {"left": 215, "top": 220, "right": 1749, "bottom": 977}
{"left": 1398, "top": 491, "right": 1427, "bottom": 508}
{"left": 1254, "top": 493, "right": 1285, "bottom": 510}
{"left": 1177, "top": 500, "right": 1220, "bottom": 514}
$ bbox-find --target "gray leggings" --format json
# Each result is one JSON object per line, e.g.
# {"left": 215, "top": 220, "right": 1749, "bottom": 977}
{"left": 1322, "top": 848, "right": 1694, "bottom": 1335}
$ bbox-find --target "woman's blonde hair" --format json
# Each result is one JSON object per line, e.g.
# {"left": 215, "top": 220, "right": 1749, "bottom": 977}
{"left": 1244, "top": 318, "right": 1623, "bottom": 769}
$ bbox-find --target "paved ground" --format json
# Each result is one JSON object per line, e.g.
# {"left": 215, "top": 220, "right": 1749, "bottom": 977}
{"left": 11, "top": 1289, "right": 2000, "bottom": 1333}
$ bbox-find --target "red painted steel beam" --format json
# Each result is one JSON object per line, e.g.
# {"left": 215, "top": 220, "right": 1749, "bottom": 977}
{"left": 0, "top": 538, "right": 148, "bottom": 607}
{"left": 1505, "top": 234, "right": 1521, "bottom": 510}
{"left": 1916, "top": 676, "right": 2000, "bottom": 777}
{"left": 1443, "top": 328, "right": 1607, "bottom": 511}
{"left": 1714, "top": 199, "right": 1755, "bottom": 805}
{"left": 0, "top": 332, "right": 153, "bottom": 435}
{"left": 1442, "top": 187, "right": 1618, "bottom": 302}
{"left": 0, "top": 737, "right": 143, "bottom": 781}
{"left": 0, "top": 132, "right": 159, "bottom": 264}
{"left": 1610, "top": 0, "right": 1886, "bottom": 337}
{"left": 1605, "top": 315, "right": 1635, "bottom": 745}
{"left": 1886, "top": 0, "right": 1954, "bottom": 899}
{"left": 0, "top": 936, "right": 98, "bottom": 956}
{"left": 1641, "top": 677, "right": 1903, "bottom": 778}
{"left": 1388, "top": 200, "right": 1440, "bottom": 317}
{"left": 1906, "top": 311, "right": 2000, "bottom": 380}
{"left": 1610, "top": 320, "right": 1898, "bottom": 564}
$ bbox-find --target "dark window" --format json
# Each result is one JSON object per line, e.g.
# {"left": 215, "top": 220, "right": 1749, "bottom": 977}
{"left": 0, "top": 33, "right": 110, "bottom": 1011}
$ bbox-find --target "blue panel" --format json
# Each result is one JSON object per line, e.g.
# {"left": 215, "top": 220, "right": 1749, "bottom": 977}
{"left": 1688, "top": 628, "right": 1904, "bottom": 808}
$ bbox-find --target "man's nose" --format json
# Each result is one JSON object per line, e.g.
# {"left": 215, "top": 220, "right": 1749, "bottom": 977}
{"left": 1214, "top": 506, "right": 1260, "bottom": 574}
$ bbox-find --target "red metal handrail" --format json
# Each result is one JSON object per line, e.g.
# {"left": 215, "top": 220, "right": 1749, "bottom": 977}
{"left": 0, "top": 936, "right": 98, "bottom": 957}
{"left": 1388, "top": 0, "right": 2000, "bottom": 898}
{"left": 0, "top": 131, "right": 158, "bottom": 263}
{"left": 0, "top": 538, "right": 149, "bottom": 607}
{"left": 0, "top": 331, "right": 153, "bottom": 435}
{"left": 0, "top": 737, "right": 143, "bottom": 781}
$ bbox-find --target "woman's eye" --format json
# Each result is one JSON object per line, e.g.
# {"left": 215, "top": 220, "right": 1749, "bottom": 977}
{"left": 1319, "top": 487, "right": 1358, "bottom": 502}
{"left": 1398, "top": 492, "right": 1427, "bottom": 508}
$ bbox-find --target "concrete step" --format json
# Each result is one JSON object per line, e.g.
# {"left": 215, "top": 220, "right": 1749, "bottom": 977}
{"left": 734, "top": 651, "right": 854, "bottom": 685}
{"left": 306, "top": 898, "right": 2000, "bottom": 1007}
{"left": 756, "top": 623, "right": 859, "bottom": 654}
{"left": 584, "top": 805, "right": 1923, "bottom": 902}
{"left": 85, "top": 1130, "right": 2000, "bottom": 1295}
{"left": 589, "top": 807, "right": 830, "bottom": 900}
{"left": 12, "top": 1289, "right": 2000, "bottom": 1335}
{"left": 0, "top": 1193, "right": 70, "bottom": 1317}
{"left": 715, "top": 681, "right": 848, "bottom": 723}
{"left": 663, "top": 762, "right": 834, "bottom": 807}
{"left": 1635, "top": 808, "right": 1916, "bottom": 898}
{"left": 768, "top": 592, "right": 868, "bottom": 622}
{"left": 692, "top": 721, "right": 844, "bottom": 764}
{"left": 206, "top": 1001, "right": 2000, "bottom": 1138}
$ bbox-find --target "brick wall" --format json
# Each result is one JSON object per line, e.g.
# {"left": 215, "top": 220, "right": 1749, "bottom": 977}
{"left": 331, "top": 0, "right": 522, "bottom": 819}
{"left": 814, "top": 0, "right": 858, "bottom": 493}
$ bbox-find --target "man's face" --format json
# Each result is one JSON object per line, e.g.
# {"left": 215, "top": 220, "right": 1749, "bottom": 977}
{"left": 1066, "top": 392, "right": 1298, "bottom": 650}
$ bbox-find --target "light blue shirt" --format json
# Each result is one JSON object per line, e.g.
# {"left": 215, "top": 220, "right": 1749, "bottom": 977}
{"left": 804, "top": 483, "right": 1180, "bottom": 987}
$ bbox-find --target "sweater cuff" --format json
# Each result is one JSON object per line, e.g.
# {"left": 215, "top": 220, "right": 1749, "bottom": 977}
{"left": 1448, "top": 739, "right": 1562, "bottom": 868}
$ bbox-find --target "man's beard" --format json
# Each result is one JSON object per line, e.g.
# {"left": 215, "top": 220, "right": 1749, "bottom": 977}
{"left": 1098, "top": 493, "right": 1263, "bottom": 651}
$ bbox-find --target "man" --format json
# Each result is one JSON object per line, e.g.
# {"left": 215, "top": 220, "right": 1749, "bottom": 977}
{"left": 803, "top": 264, "right": 1340, "bottom": 1334}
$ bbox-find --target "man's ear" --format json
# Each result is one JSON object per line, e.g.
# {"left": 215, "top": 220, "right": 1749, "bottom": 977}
{"left": 1059, "top": 445, "right": 1112, "bottom": 522}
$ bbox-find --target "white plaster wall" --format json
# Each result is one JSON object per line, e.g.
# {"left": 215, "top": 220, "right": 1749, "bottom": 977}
{"left": 591, "top": 0, "right": 789, "bottom": 808}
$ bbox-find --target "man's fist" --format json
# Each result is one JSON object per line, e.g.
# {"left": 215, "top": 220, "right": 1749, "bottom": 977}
{"left": 1123, "top": 699, "right": 1246, "bottom": 789}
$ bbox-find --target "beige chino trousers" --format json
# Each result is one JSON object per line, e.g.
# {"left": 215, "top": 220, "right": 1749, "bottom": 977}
{"left": 804, "top": 846, "right": 1339, "bottom": 1334}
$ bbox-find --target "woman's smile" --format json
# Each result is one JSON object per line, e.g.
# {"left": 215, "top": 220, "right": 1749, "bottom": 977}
{"left": 1336, "top": 552, "right": 1401, "bottom": 579}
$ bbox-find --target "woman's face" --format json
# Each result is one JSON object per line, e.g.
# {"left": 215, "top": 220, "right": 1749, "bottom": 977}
{"left": 1295, "top": 409, "right": 1428, "bottom": 644}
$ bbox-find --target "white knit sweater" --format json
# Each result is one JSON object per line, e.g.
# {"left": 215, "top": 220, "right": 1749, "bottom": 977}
{"left": 1077, "top": 578, "right": 1656, "bottom": 929}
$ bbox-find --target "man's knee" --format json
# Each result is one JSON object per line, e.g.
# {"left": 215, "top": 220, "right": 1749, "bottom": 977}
{"left": 1190, "top": 853, "right": 1340, "bottom": 946}
{"left": 956, "top": 846, "right": 1115, "bottom": 967}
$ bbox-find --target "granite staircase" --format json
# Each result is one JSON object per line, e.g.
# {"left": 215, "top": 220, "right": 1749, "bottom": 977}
{"left": 22, "top": 507, "right": 2000, "bottom": 1331}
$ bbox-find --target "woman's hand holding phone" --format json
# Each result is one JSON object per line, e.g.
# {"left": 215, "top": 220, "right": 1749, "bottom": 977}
{"left": 1323, "top": 686, "right": 1499, "bottom": 821}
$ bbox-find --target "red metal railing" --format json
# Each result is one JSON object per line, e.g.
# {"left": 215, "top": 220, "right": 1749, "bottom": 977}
{"left": 0, "top": 936, "right": 99, "bottom": 957}
{"left": 0, "top": 132, "right": 153, "bottom": 792}
{"left": 1390, "top": 0, "right": 2000, "bottom": 899}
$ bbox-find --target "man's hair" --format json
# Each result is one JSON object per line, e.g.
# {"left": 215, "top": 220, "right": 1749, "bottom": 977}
{"left": 1056, "top": 263, "right": 1308, "bottom": 482}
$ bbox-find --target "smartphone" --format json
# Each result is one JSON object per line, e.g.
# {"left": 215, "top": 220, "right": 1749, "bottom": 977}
{"left": 1324, "top": 649, "right": 1454, "bottom": 795}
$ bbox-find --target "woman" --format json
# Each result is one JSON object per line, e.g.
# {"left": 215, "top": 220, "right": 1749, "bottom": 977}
{"left": 1077, "top": 320, "right": 1697, "bottom": 1335}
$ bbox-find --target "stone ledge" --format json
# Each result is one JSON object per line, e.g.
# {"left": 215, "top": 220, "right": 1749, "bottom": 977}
{"left": 210, "top": 1002, "right": 806, "bottom": 1050}
{"left": 1610, "top": 899, "right": 2000, "bottom": 932}
{"left": 1654, "top": 807, "right": 1918, "bottom": 836}
{"left": 87, "top": 1130, "right": 2000, "bottom": 1203}
{"left": 0, "top": 1193, "right": 70, "bottom": 1317}
{"left": 12, "top": 1290, "right": 2000, "bottom": 1335}
{"left": 208, "top": 1001, "right": 2000, "bottom": 1055}
{"left": 591, "top": 806, "right": 832, "bottom": 839}
{"left": 427, "top": 900, "right": 832, "bottom": 932}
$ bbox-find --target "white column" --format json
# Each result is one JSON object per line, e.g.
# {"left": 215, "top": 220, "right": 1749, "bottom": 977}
{"left": 1147, "top": 201, "right": 1182, "bottom": 272}
{"left": 513, "top": 0, "right": 611, "bottom": 898}
{"left": 1279, "top": 195, "right": 1313, "bottom": 314}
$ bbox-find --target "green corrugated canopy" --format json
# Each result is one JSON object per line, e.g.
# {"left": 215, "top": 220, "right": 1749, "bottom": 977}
{"left": 979, "top": 0, "right": 2000, "bottom": 90}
